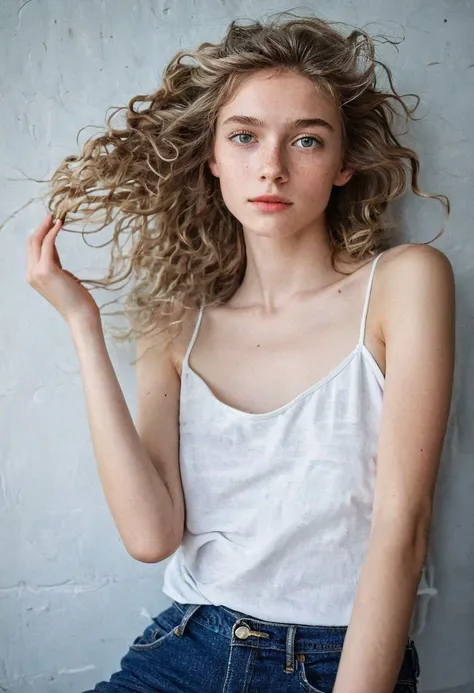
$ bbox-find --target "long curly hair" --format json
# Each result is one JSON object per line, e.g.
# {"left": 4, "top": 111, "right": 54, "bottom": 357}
{"left": 28, "top": 11, "right": 451, "bottom": 342}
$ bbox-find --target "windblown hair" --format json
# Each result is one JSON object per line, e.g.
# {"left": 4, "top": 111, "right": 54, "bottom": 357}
{"left": 40, "top": 11, "right": 450, "bottom": 342}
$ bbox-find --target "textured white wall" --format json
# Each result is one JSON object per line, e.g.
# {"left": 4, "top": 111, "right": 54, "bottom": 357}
{"left": 1, "top": 1, "right": 473, "bottom": 692}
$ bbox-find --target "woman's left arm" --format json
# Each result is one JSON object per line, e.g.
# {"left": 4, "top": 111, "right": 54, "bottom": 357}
{"left": 333, "top": 244, "right": 456, "bottom": 693}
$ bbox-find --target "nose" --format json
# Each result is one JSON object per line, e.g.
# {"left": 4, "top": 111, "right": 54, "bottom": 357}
{"left": 258, "top": 143, "right": 289, "bottom": 183}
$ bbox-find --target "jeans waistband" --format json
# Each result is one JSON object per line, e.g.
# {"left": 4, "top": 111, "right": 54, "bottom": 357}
{"left": 172, "top": 601, "right": 417, "bottom": 676}
{"left": 174, "top": 602, "right": 347, "bottom": 674}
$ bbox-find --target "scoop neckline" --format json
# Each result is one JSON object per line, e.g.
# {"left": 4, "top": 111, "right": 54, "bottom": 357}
{"left": 183, "top": 343, "right": 376, "bottom": 420}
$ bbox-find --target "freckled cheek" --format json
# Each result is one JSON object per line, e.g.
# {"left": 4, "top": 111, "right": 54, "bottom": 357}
{"left": 217, "top": 163, "right": 249, "bottom": 193}
{"left": 296, "top": 167, "right": 334, "bottom": 195}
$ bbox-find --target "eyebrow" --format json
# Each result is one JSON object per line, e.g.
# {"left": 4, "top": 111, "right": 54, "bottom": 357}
{"left": 221, "top": 115, "right": 335, "bottom": 132}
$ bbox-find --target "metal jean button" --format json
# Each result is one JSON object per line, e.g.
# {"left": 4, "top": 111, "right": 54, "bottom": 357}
{"left": 235, "top": 625, "right": 251, "bottom": 639}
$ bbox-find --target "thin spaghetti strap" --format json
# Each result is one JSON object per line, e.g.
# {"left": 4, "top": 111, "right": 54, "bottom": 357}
{"left": 182, "top": 306, "right": 204, "bottom": 369}
{"left": 358, "top": 252, "right": 385, "bottom": 347}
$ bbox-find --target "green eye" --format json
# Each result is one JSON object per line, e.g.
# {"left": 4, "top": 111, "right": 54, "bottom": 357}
{"left": 228, "top": 131, "right": 323, "bottom": 148}
{"left": 230, "top": 131, "right": 254, "bottom": 144}
{"left": 298, "top": 136, "right": 320, "bottom": 148}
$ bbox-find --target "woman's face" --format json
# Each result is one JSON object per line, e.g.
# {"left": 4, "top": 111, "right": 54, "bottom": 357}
{"left": 209, "top": 69, "right": 353, "bottom": 239}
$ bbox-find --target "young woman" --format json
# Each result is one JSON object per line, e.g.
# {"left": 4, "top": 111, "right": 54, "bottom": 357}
{"left": 26, "top": 13, "right": 455, "bottom": 693}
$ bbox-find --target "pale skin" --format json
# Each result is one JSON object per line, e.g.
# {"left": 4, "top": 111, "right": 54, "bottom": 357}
{"left": 27, "top": 68, "right": 455, "bottom": 692}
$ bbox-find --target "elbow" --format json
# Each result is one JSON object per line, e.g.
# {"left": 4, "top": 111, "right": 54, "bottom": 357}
{"left": 130, "top": 550, "right": 167, "bottom": 564}
{"left": 127, "top": 544, "right": 176, "bottom": 564}
{"left": 121, "top": 510, "right": 184, "bottom": 563}
{"left": 371, "top": 509, "right": 432, "bottom": 568}
{"left": 126, "top": 535, "right": 182, "bottom": 564}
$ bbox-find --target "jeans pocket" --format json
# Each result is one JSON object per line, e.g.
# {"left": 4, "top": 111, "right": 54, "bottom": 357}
{"left": 130, "top": 603, "right": 182, "bottom": 652}
{"left": 297, "top": 640, "right": 419, "bottom": 693}
{"left": 297, "top": 649, "right": 341, "bottom": 693}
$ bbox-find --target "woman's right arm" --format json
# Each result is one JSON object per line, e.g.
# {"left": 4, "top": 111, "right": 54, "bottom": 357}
{"left": 27, "top": 214, "right": 184, "bottom": 563}
{"left": 69, "top": 314, "right": 184, "bottom": 563}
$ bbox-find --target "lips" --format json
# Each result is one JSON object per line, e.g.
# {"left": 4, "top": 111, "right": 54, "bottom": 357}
{"left": 250, "top": 196, "right": 291, "bottom": 203}
{"left": 250, "top": 199, "right": 292, "bottom": 213}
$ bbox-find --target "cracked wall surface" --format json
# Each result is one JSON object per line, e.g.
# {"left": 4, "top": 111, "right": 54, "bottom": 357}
{"left": 1, "top": 1, "right": 473, "bottom": 692}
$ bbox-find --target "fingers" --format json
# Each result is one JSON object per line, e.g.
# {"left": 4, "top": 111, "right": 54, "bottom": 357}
{"left": 52, "top": 244, "right": 62, "bottom": 269}
{"left": 42, "top": 217, "right": 63, "bottom": 263}
{"left": 28, "top": 214, "right": 55, "bottom": 259}
{"left": 27, "top": 213, "right": 63, "bottom": 272}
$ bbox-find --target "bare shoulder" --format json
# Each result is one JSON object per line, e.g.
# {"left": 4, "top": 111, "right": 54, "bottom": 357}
{"left": 378, "top": 242, "right": 453, "bottom": 274}
{"left": 167, "top": 307, "right": 201, "bottom": 377}
{"left": 135, "top": 315, "right": 174, "bottom": 362}
{"left": 376, "top": 242, "right": 455, "bottom": 341}
{"left": 136, "top": 308, "right": 200, "bottom": 376}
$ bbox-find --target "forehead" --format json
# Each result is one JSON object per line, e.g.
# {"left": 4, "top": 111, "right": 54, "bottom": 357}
{"left": 217, "top": 69, "right": 339, "bottom": 126}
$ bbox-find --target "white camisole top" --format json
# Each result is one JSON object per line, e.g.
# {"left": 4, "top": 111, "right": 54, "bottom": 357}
{"left": 162, "top": 251, "right": 437, "bottom": 635}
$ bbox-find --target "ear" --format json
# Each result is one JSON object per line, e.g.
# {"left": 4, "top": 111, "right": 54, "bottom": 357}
{"left": 333, "top": 166, "right": 354, "bottom": 187}
{"left": 208, "top": 156, "right": 220, "bottom": 178}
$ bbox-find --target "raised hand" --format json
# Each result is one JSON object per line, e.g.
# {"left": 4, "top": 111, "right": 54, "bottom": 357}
{"left": 26, "top": 213, "right": 100, "bottom": 325}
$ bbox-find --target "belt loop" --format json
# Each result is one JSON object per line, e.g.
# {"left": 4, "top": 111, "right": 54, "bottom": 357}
{"left": 174, "top": 604, "right": 202, "bottom": 637}
{"left": 284, "top": 625, "right": 297, "bottom": 673}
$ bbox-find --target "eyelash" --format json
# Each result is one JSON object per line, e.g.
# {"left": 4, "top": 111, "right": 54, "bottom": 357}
{"left": 228, "top": 130, "right": 324, "bottom": 148}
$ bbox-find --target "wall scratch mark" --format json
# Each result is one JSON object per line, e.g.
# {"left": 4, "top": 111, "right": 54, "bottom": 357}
{"left": 18, "top": 0, "right": 35, "bottom": 17}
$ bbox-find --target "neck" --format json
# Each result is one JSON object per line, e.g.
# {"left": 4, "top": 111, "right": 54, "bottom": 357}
{"left": 231, "top": 224, "right": 346, "bottom": 313}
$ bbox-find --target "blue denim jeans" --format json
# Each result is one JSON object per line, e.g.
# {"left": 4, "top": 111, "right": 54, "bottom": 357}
{"left": 84, "top": 601, "right": 420, "bottom": 692}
